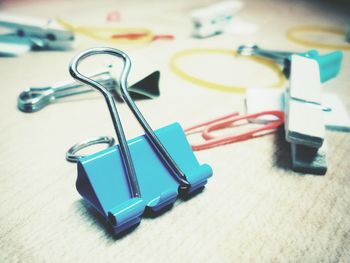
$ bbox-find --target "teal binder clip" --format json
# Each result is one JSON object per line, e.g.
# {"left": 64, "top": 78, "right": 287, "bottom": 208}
{"left": 237, "top": 45, "right": 343, "bottom": 83}
{"left": 303, "top": 49, "right": 342, "bottom": 83}
{"left": 66, "top": 47, "right": 212, "bottom": 235}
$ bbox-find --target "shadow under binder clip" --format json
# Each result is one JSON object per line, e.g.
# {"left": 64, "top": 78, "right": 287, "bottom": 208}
{"left": 237, "top": 45, "right": 343, "bottom": 83}
{"left": 66, "top": 47, "right": 212, "bottom": 235}
{"left": 17, "top": 66, "right": 160, "bottom": 112}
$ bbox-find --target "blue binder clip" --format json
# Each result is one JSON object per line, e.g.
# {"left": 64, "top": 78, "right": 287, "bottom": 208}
{"left": 66, "top": 47, "right": 213, "bottom": 235}
{"left": 237, "top": 45, "right": 343, "bottom": 83}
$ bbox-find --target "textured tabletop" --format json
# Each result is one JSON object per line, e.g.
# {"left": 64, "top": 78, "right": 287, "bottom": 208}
{"left": 0, "top": 0, "right": 350, "bottom": 262}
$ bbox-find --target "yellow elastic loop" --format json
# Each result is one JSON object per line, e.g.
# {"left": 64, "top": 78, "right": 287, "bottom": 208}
{"left": 56, "top": 18, "right": 154, "bottom": 44}
{"left": 287, "top": 26, "right": 350, "bottom": 51}
{"left": 169, "top": 48, "right": 286, "bottom": 93}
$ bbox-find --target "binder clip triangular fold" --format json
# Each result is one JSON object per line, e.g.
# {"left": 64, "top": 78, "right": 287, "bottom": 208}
{"left": 67, "top": 47, "right": 213, "bottom": 235}
{"left": 115, "top": 70, "right": 160, "bottom": 101}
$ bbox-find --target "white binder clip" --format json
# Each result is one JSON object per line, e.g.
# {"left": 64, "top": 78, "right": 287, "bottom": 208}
{"left": 245, "top": 54, "right": 348, "bottom": 175}
{"left": 285, "top": 55, "right": 327, "bottom": 174}
{"left": 191, "top": 1, "right": 243, "bottom": 38}
{"left": 285, "top": 55, "right": 325, "bottom": 148}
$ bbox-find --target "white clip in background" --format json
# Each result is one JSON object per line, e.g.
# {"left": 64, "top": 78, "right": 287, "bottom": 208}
{"left": 285, "top": 55, "right": 325, "bottom": 148}
{"left": 245, "top": 89, "right": 350, "bottom": 132}
{"left": 191, "top": 1, "right": 243, "bottom": 38}
{"left": 244, "top": 56, "right": 348, "bottom": 175}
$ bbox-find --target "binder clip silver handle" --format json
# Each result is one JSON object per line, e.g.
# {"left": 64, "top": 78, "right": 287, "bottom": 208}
{"left": 69, "top": 47, "right": 141, "bottom": 198}
{"left": 17, "top": 69, "right": 115, "bottom": 112}
{"left": 237, "top": 44, "right": 295, "bottom": 64}
{"left": 66, "top": 136, "right": 115, "bottom": 163}
{"left": 69, "top": 47, "right": 190, "bottom": 193}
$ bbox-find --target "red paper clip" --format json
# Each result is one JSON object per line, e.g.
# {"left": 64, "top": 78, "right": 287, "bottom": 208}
{"left": 111, "top": 32, "right": 148, "bottom": 39}
{"left": 184, "top": 111, "right": 285, "bottom": 151}
{"left": 111, "top": 33, "right": 174, "bottom": 41}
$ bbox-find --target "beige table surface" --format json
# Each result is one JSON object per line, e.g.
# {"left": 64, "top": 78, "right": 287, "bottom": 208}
{"left": 1, "top": 0, "right": 350, "bottom": 262}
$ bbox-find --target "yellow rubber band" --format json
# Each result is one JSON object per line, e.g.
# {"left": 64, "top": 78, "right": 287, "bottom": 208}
{"left": 56, "top": 18, "right": 154, "bottom": 44}
{"left": 169, "top": 48, "right": 286, "bottom": 93}
{"left": 287, "top": 25, "right": 350, "bottom": 51}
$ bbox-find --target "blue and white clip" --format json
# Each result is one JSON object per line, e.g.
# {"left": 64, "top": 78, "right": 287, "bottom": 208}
{"left": 237, "top": 45, "right": 343, "bottom": 83}
{"left": 66, "top": 47, "right": 212, "bottom": 235}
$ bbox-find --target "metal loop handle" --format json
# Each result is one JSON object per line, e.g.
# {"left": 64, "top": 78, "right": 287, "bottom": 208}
{"left": 17, "top": 69, "right": 115, "bottom": 113}
{"left": 69, "top": 47, "right": 141, "bottom": 198}
{"left": 69, "top": 47, "right": 190, "bottom": 194}
{"left": 237, "top": 44, "right": 295, "bottom": 64}
{"left": 116, "top": 56, "right": 191, "bottom": 190}
{"left": 66, "top": 136, "right": 115, "bottom": 163}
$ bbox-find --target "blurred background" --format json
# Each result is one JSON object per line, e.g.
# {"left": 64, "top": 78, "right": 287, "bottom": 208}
{"left": 0, "top": 1, "right": 349, "bottom": 263}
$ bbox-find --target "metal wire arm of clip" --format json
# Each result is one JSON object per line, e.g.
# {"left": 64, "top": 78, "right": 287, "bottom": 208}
{"left": 69, "top": 47, "right": 190, "bottom": 195}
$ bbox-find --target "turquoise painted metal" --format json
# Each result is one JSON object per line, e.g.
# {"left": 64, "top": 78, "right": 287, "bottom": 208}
{"left": 303, "top": 50, "right": 343, "bottom": 83}
{"left": 68, "top": 47, "right": 213, "bottom": 235}
{"left": 77, "top": 122, "right": 212, "bottom": 235}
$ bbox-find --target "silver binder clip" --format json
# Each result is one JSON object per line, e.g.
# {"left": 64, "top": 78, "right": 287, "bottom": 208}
{"left": 17, "top": 66, "right": 160, "bottom": 112}
{"left": 0, "top": 13, "right": 74, "bottom": 56}
{"left": 237, "top": 44, "right": 294, "bottom": 65}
